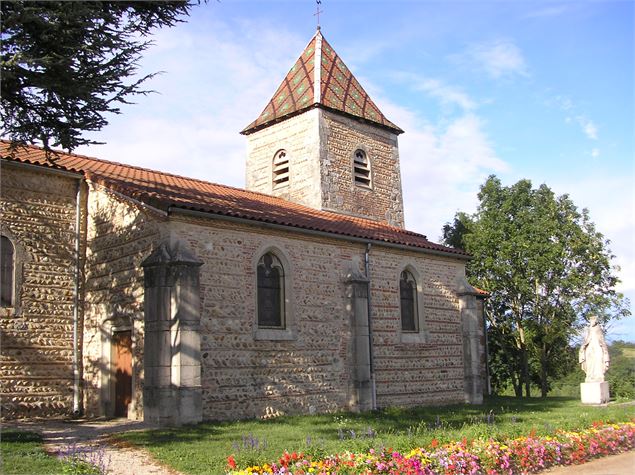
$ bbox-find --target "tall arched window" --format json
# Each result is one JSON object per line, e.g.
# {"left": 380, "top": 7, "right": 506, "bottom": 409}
{"left": 400, "top": 270, "right": 418, "bottom": 332}
{"left": 353, "top": 149, "right": 372, "bottom": 188}
{"left": 1, "top": 235, "right": 15, "bottom": 307}
{"left": 257, "top": 252, "right": 285, "bottom": 328}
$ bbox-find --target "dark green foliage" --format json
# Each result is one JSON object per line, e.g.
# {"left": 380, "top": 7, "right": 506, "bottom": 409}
{"left": 1, "top": 1, "right": 194, "bottom": 151}
{"left": 443, "top": 176, "right": 630, "bottom": 398}
{"left": 549, "top": 341, "right": 635, "bottom": 399}
{"left": 606, "top": 340, "right": 635, "bottom": 399}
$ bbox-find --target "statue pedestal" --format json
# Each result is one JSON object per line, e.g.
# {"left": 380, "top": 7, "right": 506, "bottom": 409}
{"left": 580, "top": 381, "right": 610, "bottom": 405}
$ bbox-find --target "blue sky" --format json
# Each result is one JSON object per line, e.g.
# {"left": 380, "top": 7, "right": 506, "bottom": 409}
{"left": 77, "top": 0, "right": 634, "bottom": 341}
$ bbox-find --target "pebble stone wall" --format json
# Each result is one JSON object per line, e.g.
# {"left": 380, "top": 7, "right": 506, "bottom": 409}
{"left": 1, "top": 165, "right": 470, "bottom": 422}
{"left": 172, "top": 214, "right": 467, "bottom": 420}
{"left": 245, "top": 109, "right": 405, "bottom": 228}
{"left": 245, "top": 109, "right": 322, "bottom": 209}
{"left": 321, "top": 110, "right": 405, "bottom": 228}
{"left": 0, "top": 165, "right": 82, "bottom": 419}
{"left": 370, "top": 250, "right": 466, "bottom": 407}
{"left": 82, "top": 184, "right": 162, "bottom": 419}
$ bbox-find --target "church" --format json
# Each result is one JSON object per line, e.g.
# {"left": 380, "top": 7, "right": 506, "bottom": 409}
{"left": 0, "top": 29, "right": 487, "bottom": 425}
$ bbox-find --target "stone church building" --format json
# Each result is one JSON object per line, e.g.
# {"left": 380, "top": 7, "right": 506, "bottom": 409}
{"left": 1, "top": 29, "right": 486, "bottom": 425}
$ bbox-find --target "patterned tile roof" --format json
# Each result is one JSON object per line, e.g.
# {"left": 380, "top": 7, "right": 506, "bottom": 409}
{"left": 242, "top": 29, "right": 403, "bottom": 135}
{"left": 1, "top": 141, "right": 466, "bottom": 258}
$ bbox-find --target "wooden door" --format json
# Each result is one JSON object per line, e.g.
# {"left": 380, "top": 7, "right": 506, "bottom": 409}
{"left": 113, "top": 330, "right": 132, "bottom": 417}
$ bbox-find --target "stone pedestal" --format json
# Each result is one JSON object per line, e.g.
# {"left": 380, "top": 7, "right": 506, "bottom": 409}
{"left": 142, "top": 240, "right": 203, "bottom": 426}
{"left": 580, "top": 381, "right": 610, "bottom": 405}
{"left": 345, "top": 268, "right": 373, "bottom": 412}
{"left": 457, "top": 276, "right": 486, "bottom": 405}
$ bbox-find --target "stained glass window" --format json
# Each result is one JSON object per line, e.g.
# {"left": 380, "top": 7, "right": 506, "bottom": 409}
{"left": 257, "top": 253, "right": 285, "bottom": 328}
{"left": 400, "top": 270, "right": 417, "bottom": 332}
{"left": 1, "top": 236, "right": 15, "bottom": 307}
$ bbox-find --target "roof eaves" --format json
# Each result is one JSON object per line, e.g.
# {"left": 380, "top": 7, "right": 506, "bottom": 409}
{"left": 240, "top": 103, "right": 320, "bottom": 135}
{"left": 241, "top": 103, "right": 405, "bottom": 136}
{"left": 167, "top": 204, "right": 470, "bottom": 259}
{"left": 318, "top": 105, "right": 404, "bottom": 135}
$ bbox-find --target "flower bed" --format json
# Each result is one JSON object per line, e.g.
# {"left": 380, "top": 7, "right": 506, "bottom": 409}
{"left": 226, "top": 421, "right": 635, "bottom": 475}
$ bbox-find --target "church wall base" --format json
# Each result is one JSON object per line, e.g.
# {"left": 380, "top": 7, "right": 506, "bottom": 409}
{"left": 580, "top": 381, "right": 610, "bottom": 405}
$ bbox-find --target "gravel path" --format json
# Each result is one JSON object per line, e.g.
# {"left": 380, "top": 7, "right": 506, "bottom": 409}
{"left": 543, "top": 450, "right": 635, "bottom": 475}
{"left": 4, "top": 419, "right": 183, "bottom": 475}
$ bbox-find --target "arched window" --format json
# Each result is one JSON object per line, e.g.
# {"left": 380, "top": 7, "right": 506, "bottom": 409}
{"left": 272, "top": 149, "right": 289, "bottom": 188}
{"left": 257, "top": 252, "right": 285, "bottom": 328}
{"left": 1, "top": 235, "right": 15, "bottom": 307}
{"left": 400, "top": 270, "right": 418, "bottom": 332}
{"left": 353, "top": 149, "right": 371, "bottom": 188}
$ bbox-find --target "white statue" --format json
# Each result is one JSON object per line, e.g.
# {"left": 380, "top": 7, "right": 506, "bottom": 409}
{"left": 579, "top": 316, "right": 610, "bottom": 383}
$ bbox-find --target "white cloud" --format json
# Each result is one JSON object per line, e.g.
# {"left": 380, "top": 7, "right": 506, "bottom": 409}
{"left": 524, "top": 5, "right": 570, "bottom": 19}
{"left": 576, "top": 116, "right": 599, "bottom": 140}
{"left": 551, "top": 97, "right": 599, "bottom": 141}
{"left": 550, "top": 174, "right": 635, "bottom": 340}
{"left": 77, "top": 19, "right": 306, "bottom": 188}
{"left": 376, "top": 96, "right": 508, "bottom": 239}
{"left": 591, "top": 148, "right": 600, "bottom": 158}
{"left": 387, "top": 72, "right": 476, "bottom": 112}
{"left": 414, "top": 78, "right": 476, "bottom": 111}
{"left": 457, "top": 39, "right": 528, "bottom": 79}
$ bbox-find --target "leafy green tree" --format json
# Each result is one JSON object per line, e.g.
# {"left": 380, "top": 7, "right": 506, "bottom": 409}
{"left": 443, "top": 176, "right": 630, "bottom": 397}
{"left": 1, "top": 1, "right": 196, "bottom": 151}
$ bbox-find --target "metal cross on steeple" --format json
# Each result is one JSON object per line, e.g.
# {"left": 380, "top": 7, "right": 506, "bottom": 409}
{"left": 314, "top": 0, "right": 323, "bottom": 29}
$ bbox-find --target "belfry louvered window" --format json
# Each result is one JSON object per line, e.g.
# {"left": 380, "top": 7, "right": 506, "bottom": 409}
{"left": 353, "top": 149, "right": 371, "bottom": 188}
{"left": 272, "top": 150, "right": 289, "bottom": 188}
{"left": 400, "top": 270, "right": 418, "bottom": 332}
{"left": 257, "top": 252, "right": 285, "bottom": 328}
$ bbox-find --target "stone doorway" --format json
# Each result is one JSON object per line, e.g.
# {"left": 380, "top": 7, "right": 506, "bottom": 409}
{"left": 112, "top": 330, "right": 132, "bottom": 417}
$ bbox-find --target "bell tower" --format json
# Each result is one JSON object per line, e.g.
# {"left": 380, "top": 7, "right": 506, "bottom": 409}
{"left": 242, "top": 29, "right": 405, "bottom": 228}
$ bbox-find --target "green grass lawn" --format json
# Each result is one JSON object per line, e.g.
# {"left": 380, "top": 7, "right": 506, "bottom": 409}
{"left": 117, "top": 396, "right": 635, "bottom": 474}
{"left": 0, "top": 430, "right": 69, "bottom": 475}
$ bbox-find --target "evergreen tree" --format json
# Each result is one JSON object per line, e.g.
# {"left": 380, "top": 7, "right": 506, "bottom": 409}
{"left": 1, "top": 1, "right": 195, "bottom": 151}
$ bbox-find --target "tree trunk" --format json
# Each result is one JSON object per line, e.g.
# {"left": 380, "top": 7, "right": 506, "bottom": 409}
{"left": 512, "top": 372, "right": 522, "bottom": 398}
{"left": 517, "top": 321, "right": 531, "bottom": 398}
{"left": 522, "top": 346, "right": 531, "bottom": 397}
{"left": 540, "top": 342, "right": 548, "bottom": 398}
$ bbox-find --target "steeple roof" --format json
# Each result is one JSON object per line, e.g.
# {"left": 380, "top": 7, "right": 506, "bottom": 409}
{"left": 241, "top": 29, "right": 403, "bottom": 135}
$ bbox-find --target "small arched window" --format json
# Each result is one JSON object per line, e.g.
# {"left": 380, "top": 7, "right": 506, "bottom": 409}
{"left": 353, "top": 149, "right": 371, "bottom": 188}
{"left": 272, "top": 150, "right": 289, "bottom": 188}
{"left": 1, "top": 235, "right": 15, "bottom": 307}
{"left": 257, "top": 252, "right": 285, "bottom": 328}
{"left": 400, "top": 270, "right": 418, "bottom": 332}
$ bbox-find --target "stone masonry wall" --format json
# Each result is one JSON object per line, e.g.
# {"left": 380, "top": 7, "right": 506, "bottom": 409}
{"left": 246, "top": 109, "right": 405, "bottom": 229}
{"left": 172, "top": 215, "right": 465, "bottom": 420}
{"left": 370, "top": 248, "right": 466, "bottom": 407}
{"left": 245, "top": 109, "right": 322, "bottom": 209}
{"left": 82, "top": 184, "right": 162, "bottom": 419}
{"left": 321, "top": 110, "right": 405, "bottom": 228}
{"left": 0, "top": 164, "right": 81, "bottom": 419}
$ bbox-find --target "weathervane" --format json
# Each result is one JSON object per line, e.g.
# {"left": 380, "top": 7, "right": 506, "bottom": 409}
{"left": 314, "top": 0, "right": 323, "bottom": 29}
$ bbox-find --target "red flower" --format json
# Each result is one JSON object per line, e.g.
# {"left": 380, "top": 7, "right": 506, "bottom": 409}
{"left": 431, "top": 439, "right": 439, "bottom": 448}
{"left": 227, "top": 455, "right": 237, "bottom": 469}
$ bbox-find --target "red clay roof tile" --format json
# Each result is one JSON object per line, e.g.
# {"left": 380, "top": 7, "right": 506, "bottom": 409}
{"left": 1, "top": 141, "right": 467, "bottom": 257}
